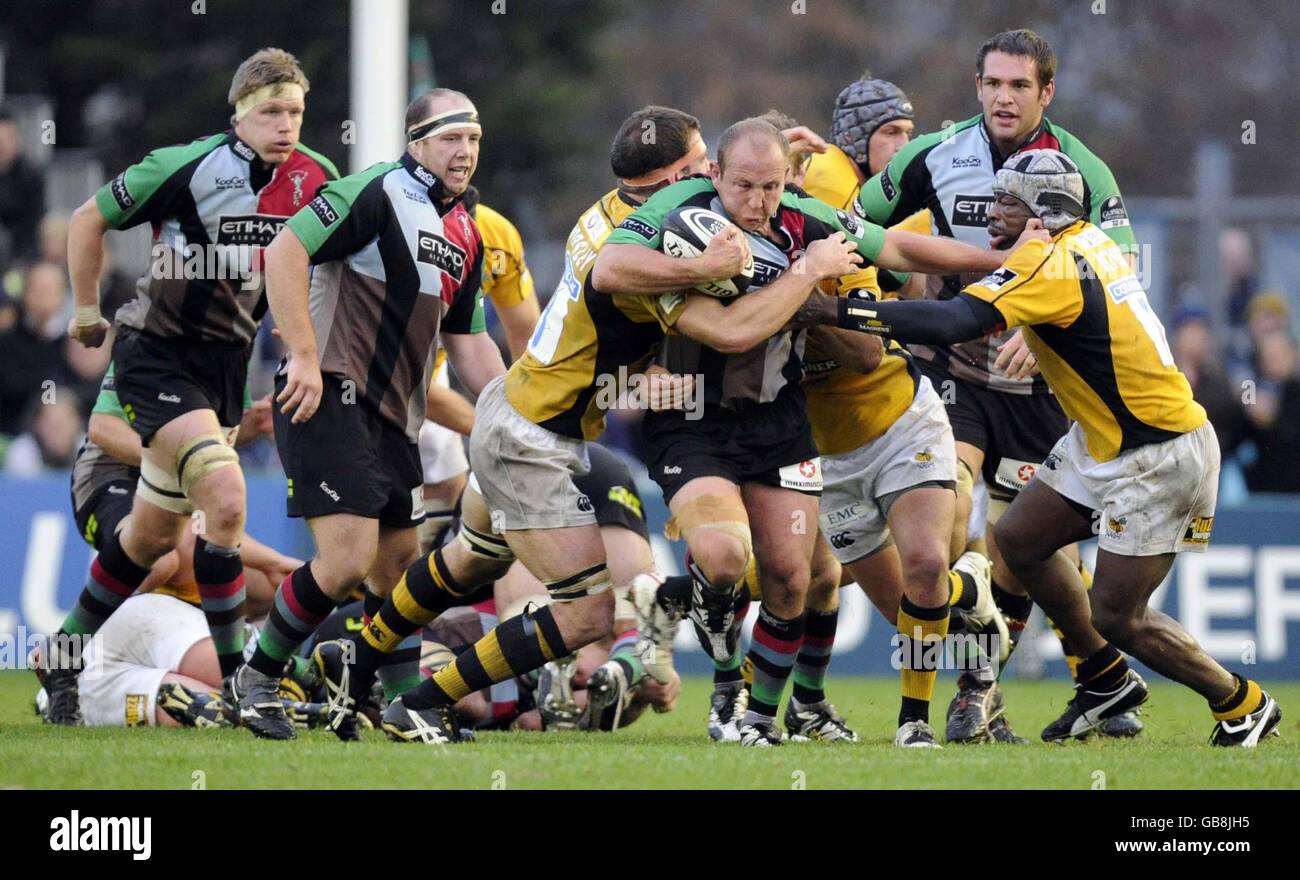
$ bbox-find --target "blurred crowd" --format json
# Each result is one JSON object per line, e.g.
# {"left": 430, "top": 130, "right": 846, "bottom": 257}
{"left": 1, "top": 105, "right": 1297, "bottom": 495}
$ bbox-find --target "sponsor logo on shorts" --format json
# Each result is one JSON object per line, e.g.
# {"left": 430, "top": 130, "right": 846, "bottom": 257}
{"left": 110, "top": 173, "right": 134, "bottom": 210}
{"left": 824, "top": 502, "right": 861, "bottom": 525}
{"left": 994, "top": 457, "right": 1038, "bottom": 492}
{"left": 913, "top": 448, "right": 936, "bottom": 469}
{"left": 607, "top": 486, "right": 643, "bottom": 519}
{"left": 107, "top": 485, "right": 129, "bottom": 495}
{"left": 779, "top": 458, "right": 823, "bottom": 492}
{"left": 1106, "top": 515, "right": 1128, "bottom": 538}
{"left": 1182, "top": 515, "right": 1214, "bottom": 546}
{"left": 829, "top": 532, "right": 855, "bottom": 550}
{"left": 157, "top": 392, "right": 181, "bottom": 403}
{"left": 576, "top": 494, "right": 594, "bottom": 512}
{"left": 878, "top": 166, "right": 897, "bottom": 202}
{"left": 1098, "top": 195, "right": 1130, "bottom": 229}
{"left": 618, "top": 217, "right": 657, "bottom": 241}
{"left": 319, "top": 481, "right": 340, "bottom": 502}
{"left": 1017, "top": 463, "right": 1037, "bottom": 482}
{"left": 951, "top": 193, "right": 994, "bottom": 227}
{"left": 974, "top": 266, "right": 1018, "bottom": 292}
{"left": 125, "top": 693, "right": 148, "bottom": 727}
{"left": 662, "top": 465, "right": 682, "bottom": 475}
{"left": 307, "top": 194, "right": 339, "bottom": 227}
{"left": 417, "top": 230, "right": 468, "bottom": 279}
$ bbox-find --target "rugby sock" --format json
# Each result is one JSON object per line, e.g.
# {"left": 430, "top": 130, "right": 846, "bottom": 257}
{"left": 362, "top": 588, "right": 422, "bottom": 700}
{"left": 194, "top": 537, "right": 247, "bottom": 679}
{"left": 992, "top": 580, "right": 1034, "bottom": 656}
{"left": 609, "top": 629, "right": 643, "bottom": 684}
{"left": 248, "top": 564, "right": 333, "bottom": 679}
{"left": 711, "top": 586, "right": 753, "bottom": 685}
{"left": 743, "top": 606, "right": 806, "bottom": 723}
{"left": 791, "top": 607, "right": 837, "bottom": 705}
{"left": 1210, "top": 674, "right": 1264, "bottom": 721}
{"left": 948, "top": 568, "right": 978, "bottom": 610}
{"left": 60, "top": 529, "right": 150, "bottom": 640}
{"left": 353, "top": 548, "right": 489, "bottom": 686}
{"left": 402, "top": 604, "right": 571, "bottom": 709}
{"left": 897, "top": 596, "right": 950, "bottom": 725}
{"left": 1074, "top": 643, "right": 1128, "bottom": 692}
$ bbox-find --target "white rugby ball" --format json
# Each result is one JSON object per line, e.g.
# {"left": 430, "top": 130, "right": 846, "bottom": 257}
{"left": 660, "top": 206, "right": 754, "bottom": 298}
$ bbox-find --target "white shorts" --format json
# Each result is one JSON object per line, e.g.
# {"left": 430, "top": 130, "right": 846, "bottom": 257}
{"left": 1035, "top": 420, "right": 1220, "bottom": 556}
{"left": 418, "top": 361, "right": 470, "bottom": 485}
{"left": 468, "top": 375, "right": 595, "bottom": 531}
{"left": 819, "top": 378, "right": 958, "bottom": 563}
{"left": 79, "top": 594, "right": 211, "bottom": 727}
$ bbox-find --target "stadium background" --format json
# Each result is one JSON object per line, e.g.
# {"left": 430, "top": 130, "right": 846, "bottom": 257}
{"left": 2, "top": 0, "right": 1298, "bottom": 681}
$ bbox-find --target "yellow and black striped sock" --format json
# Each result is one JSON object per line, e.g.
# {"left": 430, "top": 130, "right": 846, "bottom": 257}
{"left": 1210, "top": 674, "right": 1264, "bottom": 721}
{"left": 1075, "top": 643, "right": 1128, "bottom": 692}
{"left": 403, "top": 604, "right": 571, "bottom": 709}
{"left": 897, "top": 595, "right": 950, "bottom": 724}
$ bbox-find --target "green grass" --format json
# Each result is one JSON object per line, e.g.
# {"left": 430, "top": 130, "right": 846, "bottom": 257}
{"left": 2, "top": 671, "right": 1296, "bottom": 789}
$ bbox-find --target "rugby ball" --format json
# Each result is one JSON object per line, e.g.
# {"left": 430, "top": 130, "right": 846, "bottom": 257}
{"left": 661, "top": 206, "right": 754, "bottom": 298}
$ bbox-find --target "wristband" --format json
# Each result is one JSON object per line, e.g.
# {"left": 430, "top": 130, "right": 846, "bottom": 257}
{"left": 75, "top": 304, "right": 104, "bottom": 327}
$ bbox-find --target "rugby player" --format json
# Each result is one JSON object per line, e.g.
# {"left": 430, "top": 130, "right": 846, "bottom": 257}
{"left": 229, "top": 88, "right": 505, "bottom": 740}
{"left": 834, "top": 149, "right": 1282, "bottom": 747}
{"left": 594, "top": 118, "right": 1043, "bottom": 746}
{"left": 854, "top": 30, "right": 1142, "bottom": 740}
{"left": 785, "top": 85, "right": 1009, "bottom": 747}
{"left": 47, "top": 49, "right": 337, "bottom": 724}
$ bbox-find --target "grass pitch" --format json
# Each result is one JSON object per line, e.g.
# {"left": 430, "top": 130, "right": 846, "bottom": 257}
{"left": 2, "top": 672, "right": 1296, "bottom": 790}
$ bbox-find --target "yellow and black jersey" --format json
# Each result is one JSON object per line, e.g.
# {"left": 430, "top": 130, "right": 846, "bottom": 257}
{"left": 800, "top": 147, "right": 929, "bottom": 454}
{"left": 504, "top": 190, "right": 664, "bottom": 440}
{"left": 476, "top": 203, "right": 536, "bottom": 311}
{"left": 960, "top": 220, "right": 1206, "bottom": 462}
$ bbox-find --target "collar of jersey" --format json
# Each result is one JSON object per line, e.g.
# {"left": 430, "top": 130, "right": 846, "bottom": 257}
{"left": 400, "top": 152, "right": 465, "bottom": 215}
{"left": 979, "top": 117, "right": 1049, "bottom": 171}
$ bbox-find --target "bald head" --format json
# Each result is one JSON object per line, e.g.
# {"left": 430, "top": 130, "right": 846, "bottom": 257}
{"left": 715, "top": 118, "right": 789, "bottom": 173}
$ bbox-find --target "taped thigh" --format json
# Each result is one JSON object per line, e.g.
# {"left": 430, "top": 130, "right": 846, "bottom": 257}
{"left": 664, "top": 493, "right": 753, "bottom": 562}
{"left": 544, "top": 562, "right": 612, "bottom": 602}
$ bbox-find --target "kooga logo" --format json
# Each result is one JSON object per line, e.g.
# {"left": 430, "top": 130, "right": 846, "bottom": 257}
{"left": 50, "top": 810, "right": 151, "bottom": 860}
{"left": 417, "top": 230, "right": 467, "bottom": 279}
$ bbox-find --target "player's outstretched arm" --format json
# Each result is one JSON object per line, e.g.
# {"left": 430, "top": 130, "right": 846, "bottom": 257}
{"left": 65, "top": 197, "right": 112, "bottom": 347}
{"left": 592, "top": 225, "right": 751, "bottom": 294}
{"left": 875, "top": 220, "right": 1050, "bottom": 276}
{"left": 426, "top": 380, "right": 476, "bottom": 436}
{"left": 806, "top": 324, "right": 885, "bottom": 374}
{"left": 265, "top": 228, "right": 322, "bottom": 424}
{"left": 674, "top": 233, "right": 861, "bottom": 354}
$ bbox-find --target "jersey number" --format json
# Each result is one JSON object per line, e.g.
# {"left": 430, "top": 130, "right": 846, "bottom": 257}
{"left": 528, "top": 254, "right": 581, "bottom": 365}
{"left": 1106, "top": 276, "right": 1174, "bottom": 367}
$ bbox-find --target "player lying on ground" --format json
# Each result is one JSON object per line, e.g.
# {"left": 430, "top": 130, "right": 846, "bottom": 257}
{"left": 830, "top": 149, "right": 1281, "bottom": 747}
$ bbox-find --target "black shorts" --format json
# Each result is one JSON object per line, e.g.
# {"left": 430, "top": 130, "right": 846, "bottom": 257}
{"left": 642, "top": 390, "right": 820, "bottom": 503}
{"left": 916, "top": 358, "right": 1068, "bottom": 501}
{"left": 112, "top": 326, "right": 250, "bottom": 444}
{"left": 275, "top": 372, "right": 424, "bottom": 527}
{"left": 574, "top": 443, "right": 650, "bottom": 540}
{"left": 73, "top": 479, "right": 136, "bottom": 551}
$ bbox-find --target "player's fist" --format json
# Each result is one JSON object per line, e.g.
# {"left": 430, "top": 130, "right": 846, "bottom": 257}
{"left": 803, "top": 231, "right": 863, "bottom": 280}
{"left": 1012, "top": 218, "right": 1051, "bottom": 250}
{"left": 277, "top": 355, "right": 323, "bottom": 424}
{"left": 701, "top": 224, "right": 751, "bottom": 280}
{"left": 67, "top": 315, "right": 111, "bottom": 348}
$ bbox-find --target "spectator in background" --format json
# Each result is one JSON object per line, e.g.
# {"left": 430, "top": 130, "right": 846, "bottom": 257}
{"left": 1221, "top": 227, "right": 1261, "bottom": 330}
{"left": 1170, "top": 307, "right": 1245, "bottom": 457}
{"left": 1242, "top": 330, "right": 1300, "bottom": 494}
{"left": 2, "top": 388, "right": 84, "bottom": 475}
{"left": 0, "top": 262, "right": 73, "bottom": 435}
{"left": 0, "top": 110, "right": 46, "bottom": 271}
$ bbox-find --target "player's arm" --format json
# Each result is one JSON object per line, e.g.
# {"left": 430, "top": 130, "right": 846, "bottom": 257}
{"left": 496, "top": 296, "right": 540, "bottom": 363}
{"left": 66, "top": 197, "right": 112, "bottom": 347}
{"left": 265, "top": 227, "right": 320, "bottom": 423}
{"left": 806, "top": 324, "right": 885, "bottom": 374}
{"left": 670, "top": 233, "right": 862, "bottom": 354}
{"left": 442, "top": 332, "right": 505, "bottom": 399}
{"left": 426, "top": 380, "right": 476, "bottom": 436}
{"left": 234, "top": 393, "right": 273, "bottom": 445}
{"left": 239, "top": 536, "right": 303, "bottom": 594}
{"left": 87, "top": 412, "right": 142, "bottom": 467}
{"left": 875, "top": 228, "right": 1015, "bottom": 275}
{"left": 593, "top": 229, "right": 750, "bottom": 294}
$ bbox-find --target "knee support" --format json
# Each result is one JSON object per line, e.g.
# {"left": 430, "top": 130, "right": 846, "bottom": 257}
{"left": 955, "top": 457, "right": 975, "bottom": 497}
{"left": 664, "top": 494, "right": 753, "bottom": 566}
{"left": 458, "top": 520, "right": 516, "bottom": 562}
{"left": 175, "top": 432, "right": 240, "bottom": 497}
{"left": 138, "top": 457, "right": 193, "bottom": 514}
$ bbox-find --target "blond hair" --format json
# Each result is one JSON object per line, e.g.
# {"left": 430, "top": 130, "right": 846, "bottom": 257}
{"left": 228, "top": 48, "right": 310, "bottom": 106}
